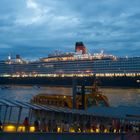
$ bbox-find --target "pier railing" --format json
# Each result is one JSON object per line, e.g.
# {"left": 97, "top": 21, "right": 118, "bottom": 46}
{"left": 0, "top": 99, "right": 140, "bottom": 140}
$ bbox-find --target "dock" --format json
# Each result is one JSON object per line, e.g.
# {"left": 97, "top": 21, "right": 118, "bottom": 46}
{"left": 0, "top": 99, "right": 139, "bottom": 139}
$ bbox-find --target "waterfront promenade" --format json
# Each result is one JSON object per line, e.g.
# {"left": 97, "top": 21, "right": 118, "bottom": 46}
{"left": 0, "top": 98, "right": 139, "bottom": 140}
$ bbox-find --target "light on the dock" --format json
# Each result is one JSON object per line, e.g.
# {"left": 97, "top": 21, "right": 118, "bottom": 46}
{"left": 69, "top": 127, "right": 75, "bottom": 132}
{"left": 17, "top": 126, "right": 25, "bottom": 132}
{"left": 104, "top": 129, "right": 108, "bottom": 133}
{"left": 3, "top": 125, "right": 35, "bottom": 132}
{"left": 114, "top": 129, "right": 117, "bottom": 133}
{"left": 96, "top": 128, "right": 100, "bottom": 133}
{"left": 4, "top": 125, "right": 16, "bottom": 132}
{"left": 90, "top": 129, "right": 94, "bottom": 132}
{"left": 57, "top": 127, "right": 61, "bottom": 132}
{"left": 78, "top": 128, "right": 81, "bottom": 132}
{"left": 30, "top": 126, "right": 35, "bottom": 132}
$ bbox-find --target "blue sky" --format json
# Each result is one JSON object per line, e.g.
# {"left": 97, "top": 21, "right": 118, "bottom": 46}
{"left": 0, "top": 0, "right": 140, "bottom": 59}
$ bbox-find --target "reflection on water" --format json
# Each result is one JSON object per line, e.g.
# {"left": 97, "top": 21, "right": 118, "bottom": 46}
{"left": 101, "top": 88, "right": 140, "bottom": 107}
{"left": 0, "top": 85, "right": 140, "bottom": 107}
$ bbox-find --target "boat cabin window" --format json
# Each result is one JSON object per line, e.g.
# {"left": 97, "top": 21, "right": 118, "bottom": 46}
{"left": 92, "top": 99, "right": 97, "bottom": 106}
{"left": 97, "top": 100, "right": 106, "bottom": 107}
{"left": 87, "top": 97, "right": 95, "bottom": 107}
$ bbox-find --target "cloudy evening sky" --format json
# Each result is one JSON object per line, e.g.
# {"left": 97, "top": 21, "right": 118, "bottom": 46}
{"left": 0, "top": 0, "right": 140, "bottom": 59}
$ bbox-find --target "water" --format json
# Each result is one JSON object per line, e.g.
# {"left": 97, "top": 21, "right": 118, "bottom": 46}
{"left": 0, "top": 85, "right": 140, "bottom": 123}
{"left": 0, "top": 85, "right": 140, "bottom": 107}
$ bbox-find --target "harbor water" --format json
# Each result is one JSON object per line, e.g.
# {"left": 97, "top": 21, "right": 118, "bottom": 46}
{"left": 0, "top": 85, "right": 140, "bottom": 129}
{"left": 0, "top": 86, "right": 140, "bottom": 107}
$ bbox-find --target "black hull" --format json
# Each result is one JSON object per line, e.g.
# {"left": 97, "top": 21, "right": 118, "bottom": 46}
{"left": 0, "top": 76, "right": 139, "bottom": 88}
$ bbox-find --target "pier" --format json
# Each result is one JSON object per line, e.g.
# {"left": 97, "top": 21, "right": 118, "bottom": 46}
{"left": 0, "top": 99, "right": 139, "bottom": 140}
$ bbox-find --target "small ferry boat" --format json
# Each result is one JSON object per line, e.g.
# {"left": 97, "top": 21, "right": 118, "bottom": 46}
{"left": 31, "top": 85, "right": 109, "bottom": 109}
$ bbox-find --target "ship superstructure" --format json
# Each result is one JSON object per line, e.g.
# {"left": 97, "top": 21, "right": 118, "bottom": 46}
{"left": 0, "top": 42, "right": 140, "bottom": 87}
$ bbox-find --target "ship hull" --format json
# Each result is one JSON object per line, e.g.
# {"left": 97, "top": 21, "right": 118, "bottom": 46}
{"left": 0, "top": 76, "right": 139, "bottom": 88}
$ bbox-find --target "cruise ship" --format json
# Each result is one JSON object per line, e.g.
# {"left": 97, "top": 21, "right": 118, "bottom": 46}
{"left": 0, "top": 42, "right": 140, "bottom": 87}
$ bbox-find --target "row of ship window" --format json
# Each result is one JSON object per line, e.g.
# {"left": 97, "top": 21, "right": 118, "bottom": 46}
{"left": 0, "top": 65, "right": 139, "bottom": 71}
{"left": 0, "top": 68, "right": 140, "bottom": 73}
{"left": 0, "top": 70, "right": 140, "bottom": 75}
{"left": 0, "top": 61, "right": 140, "bottom": 67}
{"left": 0, "top": 65, "right": 139, "bottom": 73}
{"left": 0, "top": 57, "right": 140, "bottom": 63}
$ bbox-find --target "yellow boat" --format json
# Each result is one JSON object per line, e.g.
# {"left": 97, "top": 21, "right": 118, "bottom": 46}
{"left": 31, "top": 85, "right": 109, "bottom": 109}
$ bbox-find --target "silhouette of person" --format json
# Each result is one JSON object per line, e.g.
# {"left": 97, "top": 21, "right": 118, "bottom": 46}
{"left": 40, "top": 118, "right": 46, "bottom": 132}
{"left": 34, "top": 119, "right": 40, "bottom": 132}
{"left": 23, "top": 117, "right": 29, "bottom": 132}
{"left": 0, "top": 120, "right": 3, "bottom": 132}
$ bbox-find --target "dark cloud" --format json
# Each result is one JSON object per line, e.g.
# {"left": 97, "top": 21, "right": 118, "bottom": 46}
{"left": 0, "top": 0, "right": 140, "bottom": 59}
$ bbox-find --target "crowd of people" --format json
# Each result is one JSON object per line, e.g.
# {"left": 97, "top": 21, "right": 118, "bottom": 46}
{"left": 0, "top": 117, "right": 139, "bottom": 133}
{"left": 22, "top": 117, "right": 140, "bottom": 133}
